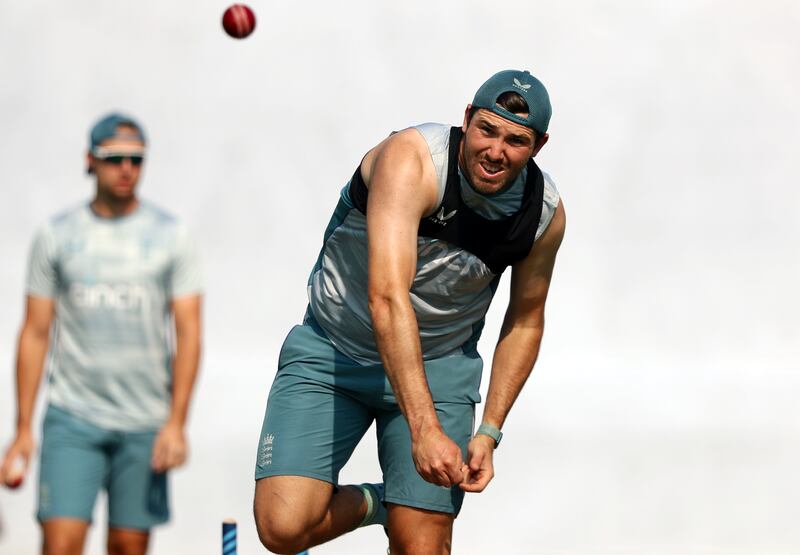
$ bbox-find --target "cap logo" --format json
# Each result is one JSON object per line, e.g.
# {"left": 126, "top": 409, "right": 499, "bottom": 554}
{"left": 513, "top": 77, "right": 532, "bottom": 91}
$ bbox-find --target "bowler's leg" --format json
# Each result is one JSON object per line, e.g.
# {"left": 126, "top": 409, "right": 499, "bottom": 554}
{"left": 254, "top": 476, "right": 370, "bottom": 554}
{"left": 387, "top": 505, "right": 454, "bottom": 555}
{"left": 376, "top": 398, "right": 476, "bottom": 554}
{"left": 254, "top": 323, "right": 383, "bottom": 552}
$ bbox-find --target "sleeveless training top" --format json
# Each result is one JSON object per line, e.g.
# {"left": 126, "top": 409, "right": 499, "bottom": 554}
{"left": 307, "top": 123, "right": 560, "bottom": 364}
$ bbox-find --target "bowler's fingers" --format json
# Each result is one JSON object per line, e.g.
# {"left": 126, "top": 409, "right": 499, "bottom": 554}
{"left": 459, "top": 448, "right": 494, "bottom": 492}
{"left": 459, "top": 467, "right": 493, "bottom": 492}
{"left": 446, "top": 466, "right": 465, "bottom": 485}
{"left": 460, "top": 481, "right": 486, "bottom": 493}
{"left": 433, "top": 469, "right": 453, "bottom": 488}
{"left": 442, "top": 447, "right": 466, "bottom": 485}
{"left": 460, "top": 463, "right": 471, "bottom": 485}
{"left": 421, "top": 459, "right": 464, "bottom": 488}
{"left": 422, "top": 460, "right": 455, "bottom": 487}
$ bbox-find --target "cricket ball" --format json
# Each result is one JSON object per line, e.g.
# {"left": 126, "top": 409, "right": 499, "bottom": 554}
{"left": 222, "top": 4, "right": 256, "bottom": 39}
{"left": 4, "top": 467, "right": 23, "bottom": 489}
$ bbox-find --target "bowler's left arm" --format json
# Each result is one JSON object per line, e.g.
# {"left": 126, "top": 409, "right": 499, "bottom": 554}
{"left": 461, "top": 200, "right": 566, "bottom": 492}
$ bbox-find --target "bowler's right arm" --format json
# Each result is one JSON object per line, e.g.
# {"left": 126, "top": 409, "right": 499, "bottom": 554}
{"left": 364, "top": 129, "right": 466, "bottom": 488}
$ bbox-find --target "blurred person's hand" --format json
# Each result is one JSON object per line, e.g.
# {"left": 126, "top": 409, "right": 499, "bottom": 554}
{"left": 1, "top": 430, "right": 34, "bottom": 488}
{"left": 151, "top": 422, "right": 187, "bottom": 473}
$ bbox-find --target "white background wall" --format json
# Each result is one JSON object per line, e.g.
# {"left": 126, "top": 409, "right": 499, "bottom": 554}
{"left": 1, "top": 1, "right": 798, "bottom": 553}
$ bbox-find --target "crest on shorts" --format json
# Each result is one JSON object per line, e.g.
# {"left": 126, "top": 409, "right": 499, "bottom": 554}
{"left": 259, "top": 434, "right": 274, "bottom": 466}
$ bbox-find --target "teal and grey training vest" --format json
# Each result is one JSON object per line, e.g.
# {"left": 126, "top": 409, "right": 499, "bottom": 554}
{"left": 307, "top": 123, "right": 560, "bottom": 364}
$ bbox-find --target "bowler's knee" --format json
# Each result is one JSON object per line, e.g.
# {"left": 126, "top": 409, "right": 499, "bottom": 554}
{"left": 254, "top": 505, "right": 310, "bottom": 554}
{"left": 388, "top": 504, "right": 454, "bottom": 555}
{"left": 254, "top": 478, "right": 322, "bottom": 554}
{"left": 255, "top": 505, "right": 308, "bottom": 553}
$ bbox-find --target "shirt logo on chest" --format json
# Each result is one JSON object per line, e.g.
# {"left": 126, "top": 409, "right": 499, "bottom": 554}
{"left": 70, "top": 283, "right": 151, "bottom": 310}
{"left": 427, "top": 206, "right": 458, "bottom": 226}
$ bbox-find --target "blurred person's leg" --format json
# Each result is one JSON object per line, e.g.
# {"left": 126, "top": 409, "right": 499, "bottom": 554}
{"left": 41, "top": 519, "right": 89, "bottom": 555}
{"left": 107, "top": 428, "right": 169, "bottom": 528}
{"left": 107, "top": 527, "right": 149, "bottom": 555}
{"left": 38, "top": 406, "right": 110, "bottom": 555}
{"left": 105, "top": 427, "right": 168, "bottom": 555}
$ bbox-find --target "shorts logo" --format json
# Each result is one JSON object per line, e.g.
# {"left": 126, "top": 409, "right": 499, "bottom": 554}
{"left": 40, "top": 482, "right": 50, "bottom": 510}
{"left": 259, "top": 434, "right": 274, "bottom": 467}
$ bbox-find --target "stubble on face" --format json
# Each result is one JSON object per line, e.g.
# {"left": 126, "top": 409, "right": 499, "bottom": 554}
{"left": 459, "top": 109, "right": 536, "bottom": 195}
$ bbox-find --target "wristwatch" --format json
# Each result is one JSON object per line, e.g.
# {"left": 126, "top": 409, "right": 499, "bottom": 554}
{"left": 476, "top": 423, "right": 503, "bottom": 448}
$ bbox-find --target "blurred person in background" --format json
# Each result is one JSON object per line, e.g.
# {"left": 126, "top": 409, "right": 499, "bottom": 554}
{"left": 1, "top": 113, "right": 203, "bottom": 555}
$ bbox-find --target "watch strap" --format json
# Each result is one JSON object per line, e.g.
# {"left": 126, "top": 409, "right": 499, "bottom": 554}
{"left": 476, "top": 423, "right": 503, "bottom": 448}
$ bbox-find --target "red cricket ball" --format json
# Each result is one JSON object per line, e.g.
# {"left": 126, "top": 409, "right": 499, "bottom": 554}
{"left": 4, "top": 468, "right": 23, "bottom": 489}
{"left": 222, "top": 4, "right": 256, "bottom": 39}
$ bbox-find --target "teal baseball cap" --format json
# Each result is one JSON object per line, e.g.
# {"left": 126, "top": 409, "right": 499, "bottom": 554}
{"left": 472, "top": 69, "right": 551, "bottom": 134}
{"left": 89, "top": 112, "right": 146, "bottom": 151}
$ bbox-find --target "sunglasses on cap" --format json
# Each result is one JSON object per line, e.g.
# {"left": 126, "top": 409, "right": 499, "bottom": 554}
{"left": 91, "top": 147, "right": 145, "bottom": 166}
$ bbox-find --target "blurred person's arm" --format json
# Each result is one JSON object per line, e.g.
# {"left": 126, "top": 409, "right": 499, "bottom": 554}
{"left": 151, "top": 294, "right": 202, "bottom": 472}
{"left": 1, "top": 295, "right": 55, "bottom": 482}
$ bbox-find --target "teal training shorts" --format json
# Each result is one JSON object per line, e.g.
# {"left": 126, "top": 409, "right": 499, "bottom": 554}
{"left": 37, "top": 405, "right": 169, "bottom": 529}
{"left": 255, "top": 315, "right": 483, "bottom": 515}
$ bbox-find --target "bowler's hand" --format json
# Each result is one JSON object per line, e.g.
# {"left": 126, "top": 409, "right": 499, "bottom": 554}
{"left": 0, "top": 430, "right": 34, "bottom": 486}
{"left": 151, "top": 422, "right": 187, "bottom": 473}
{"left": 411, "top": 426, "right": 465, "bottom": 487}
{"left": 459, "top": 434, "right": 495, "bottom": 493}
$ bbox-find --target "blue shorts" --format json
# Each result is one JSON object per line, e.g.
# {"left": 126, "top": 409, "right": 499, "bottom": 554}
{"left": 255, "top": 316, "right": 483, "bottom": 515}
{"left": 37, "top": 405, "right": 169, "bottom": 529}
